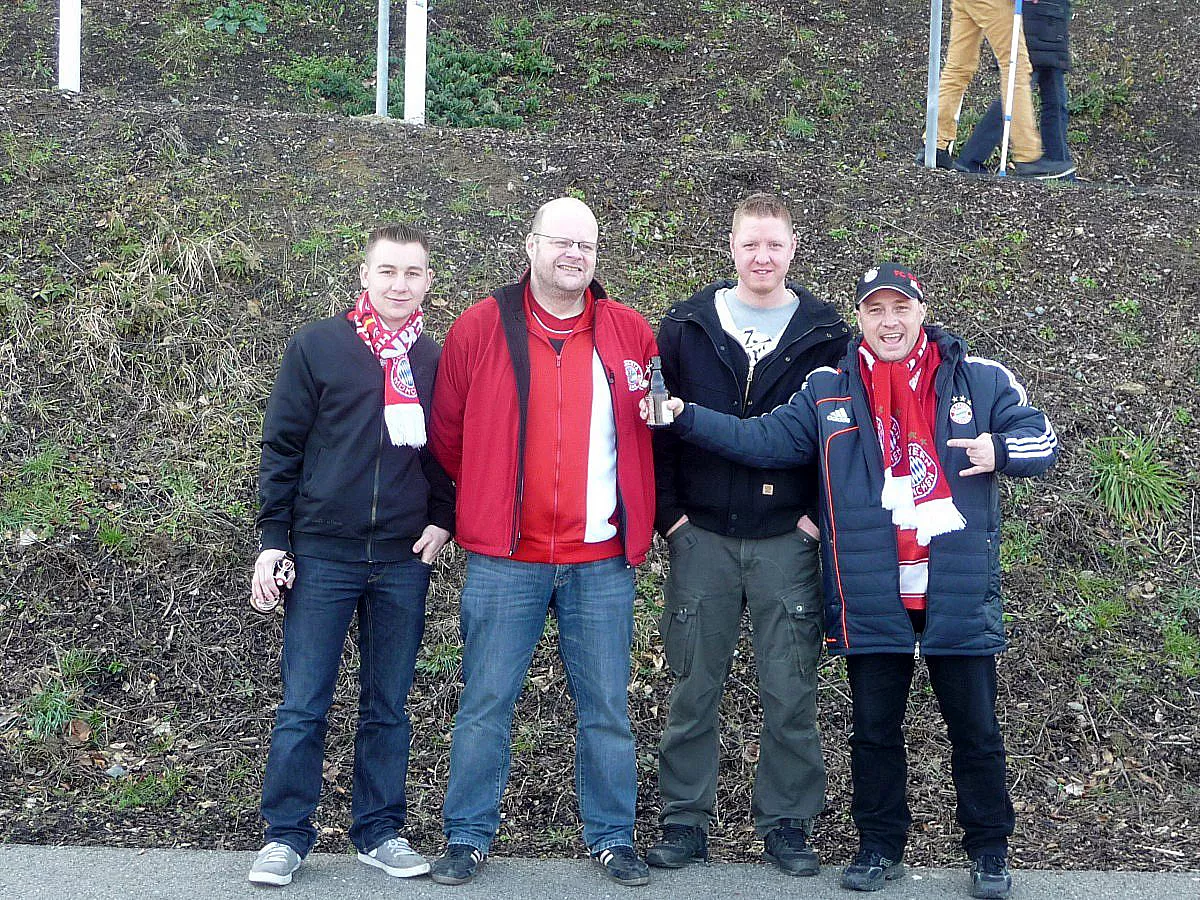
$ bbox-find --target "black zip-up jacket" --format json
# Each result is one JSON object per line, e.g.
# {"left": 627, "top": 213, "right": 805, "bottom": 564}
{"left": 257, "top": 314, "right": 455, "bottom": 562}
{"left": 653, "top": 280, "right": 850, "bottom": 538}
{"left": 1024, "top": 0, "right": 1071, "bottom": 70}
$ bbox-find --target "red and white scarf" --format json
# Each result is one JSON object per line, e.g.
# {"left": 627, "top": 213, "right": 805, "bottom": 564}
{"left": 347, "top": 290, "right": 426, "bottom": 448}
{"left": 858, "top": 331, "right": 964, "bottom": 548}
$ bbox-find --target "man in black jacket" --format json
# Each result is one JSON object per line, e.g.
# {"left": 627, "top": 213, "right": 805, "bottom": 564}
{"left": 247, "top": 224, "right": 454, "bottom": 887}
{"left": 955, "top": 0, "right": 1075, "bottom": 175}
{"left": 646, "top": 194, "right": 849, "bottom": 875}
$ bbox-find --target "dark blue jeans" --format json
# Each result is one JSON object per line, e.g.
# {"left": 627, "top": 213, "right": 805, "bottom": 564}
{"left": 958, "top": 66, "right": 1073, "bottom": 168}
{"left": 260, "top": 555, "right": 429, "bottom": 856}
{"left": 442, "top": 553, "right": 637, "bottom": 854}
{"left": 846, "top": 653, "right": 1014, "bottom": 860}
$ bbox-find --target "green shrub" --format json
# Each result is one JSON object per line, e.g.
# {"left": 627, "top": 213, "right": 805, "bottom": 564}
{"left": 272, "top": 19, "right": 556, "bottom": 129}
{"left": 113, "top": 769, "right": 185, "bottom": 810}
{"left": 205, "top": 1, "right": 268, "bottom": 35}
{"left": 25, "top": 680, "right": 77, "bottom": 740}
{"left": 1088, "top": 433, "right": 1185, "bottom": 524}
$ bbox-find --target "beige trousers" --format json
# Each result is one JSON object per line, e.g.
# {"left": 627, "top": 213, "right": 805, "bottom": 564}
{"left": 936, "top": 0, "right": 1043, "bottom": 163}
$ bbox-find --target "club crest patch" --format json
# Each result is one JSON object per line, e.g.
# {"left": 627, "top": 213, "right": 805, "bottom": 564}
{"left": 949, "top": 398, "right": 974, "bottom": 425}
{"left": 389, "top": 357, "right": 418, "bottom": 398}
{"left": 877, "top": 415, "right": 904, "bottom": 468}
{"left": 909, "top": 442, "right": 939, "bottom": 500}
{"left": 624, "top": 359, "right": 646, "bottom": 392}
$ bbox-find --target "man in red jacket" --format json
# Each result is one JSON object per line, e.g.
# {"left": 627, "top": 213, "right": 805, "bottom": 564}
{"left": 429, "top": 197, "right": 658, "bottom": 887}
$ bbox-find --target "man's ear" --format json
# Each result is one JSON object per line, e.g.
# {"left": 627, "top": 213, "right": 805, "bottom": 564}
{"left": 358, "top": 261, "right": 369, "bottom": 288}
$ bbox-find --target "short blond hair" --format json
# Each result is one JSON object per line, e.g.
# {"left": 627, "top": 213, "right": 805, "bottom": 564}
{"left": 732, "top": 193, "right": 793, "bottom": 232}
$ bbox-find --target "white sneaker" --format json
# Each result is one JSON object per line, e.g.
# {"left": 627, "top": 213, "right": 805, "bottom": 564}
{"left": 358, "top": 836, "right": 431, "bottom": 878}
{"left": 248, "top": 841, "right": 303, "bottom": 886}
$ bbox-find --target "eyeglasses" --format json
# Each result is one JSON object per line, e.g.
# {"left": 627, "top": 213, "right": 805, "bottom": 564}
{"left": 531, "top": 232, "right": 599, "bottom": 255}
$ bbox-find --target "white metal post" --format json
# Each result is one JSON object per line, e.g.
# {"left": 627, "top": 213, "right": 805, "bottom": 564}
{"left": 403, "top": 0, "right": 428, "bottom": 125}
{"left": 997, "top": 0, "right": 1024, "bottom": 176}
{"left": 375, "top": 0, "right": 390, "bottom": 116}
{"left": 58, "top": 0, "right": 82, "bottom": 93}
{"left": 923, "top": 0, "right": 943, "bottom": 168}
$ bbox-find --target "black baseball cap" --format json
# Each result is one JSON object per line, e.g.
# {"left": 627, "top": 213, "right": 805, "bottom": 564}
{"left": 855, "top": 262, "right": 925, "bottom": 306}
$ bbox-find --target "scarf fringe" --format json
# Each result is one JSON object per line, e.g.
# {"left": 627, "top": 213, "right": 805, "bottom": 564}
{"left": 913, "top": 497, "right": 967, "bottom": 547}
{"left": 384, "top": 404, "right": 427, "bottom": 448}
{"left": 881, "top": 470, "right": 916, "bottom": 525}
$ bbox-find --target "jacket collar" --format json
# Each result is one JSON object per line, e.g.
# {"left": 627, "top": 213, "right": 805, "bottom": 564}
{"left": 839, "top": 325, "right": 967, "bottom": 372}
{"left": 668, "top": 279, "right": 842, "bottom": 341}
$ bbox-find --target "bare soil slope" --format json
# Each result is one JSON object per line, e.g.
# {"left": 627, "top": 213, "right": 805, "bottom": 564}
{"left": 1, "top": 0, "right": 1198, "bottom": 872}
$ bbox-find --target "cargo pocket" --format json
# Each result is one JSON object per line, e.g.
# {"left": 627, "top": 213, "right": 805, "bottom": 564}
{"left": 660, "top": 587, "right": 699, "bottom": 678}
{"left": 781, "top": 586, "right": 824, "bottom": 676}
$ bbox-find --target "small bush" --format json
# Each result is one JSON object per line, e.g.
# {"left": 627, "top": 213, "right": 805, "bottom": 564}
{"left": 25, "top": 680, "right": 77, "bottom": 740}
{"left": 272, "top": 19, "right": 556, "bottom": 129}
{"left": 1163, "top": 622, "right": 1199, "bottom": 677}
{"left": 113, "top": 769, "right": 185, "bottom": 810}
{"left": 1088, "top": 433, "right": 1185, "bottom": 524}
{"left": 205, "top": 1, "right": 267, "bottom": 35}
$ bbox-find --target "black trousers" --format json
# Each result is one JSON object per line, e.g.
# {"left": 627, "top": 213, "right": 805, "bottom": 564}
{"left": 846, "top": 653, "right": 1014, "bottom": 860}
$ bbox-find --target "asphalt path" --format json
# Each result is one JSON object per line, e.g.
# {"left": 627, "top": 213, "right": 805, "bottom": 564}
{"left": 1, "top": 844, "right": 1198, "bottom": 899}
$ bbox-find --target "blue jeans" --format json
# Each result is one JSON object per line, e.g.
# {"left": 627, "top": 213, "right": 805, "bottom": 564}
{"left": 846, "top": 653, "right": 1014, "bottom": 860}
{"left": 260, "top": 555, "right": 429, "bottom": 856}
{"left": 442, "top": 553, "right": 637, "bottom": 854}
{"left": 958, "top": 67, "right": 1073, "bottom": 168}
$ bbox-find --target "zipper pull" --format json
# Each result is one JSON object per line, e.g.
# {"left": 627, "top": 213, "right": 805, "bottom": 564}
{"left": 913, "top": 639, "right": 921, "bottom": 660}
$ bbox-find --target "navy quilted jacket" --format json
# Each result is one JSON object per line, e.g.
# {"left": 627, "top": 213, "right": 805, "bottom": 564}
{"left": 674, "top": 327, "right": 1059, "bottom": 657}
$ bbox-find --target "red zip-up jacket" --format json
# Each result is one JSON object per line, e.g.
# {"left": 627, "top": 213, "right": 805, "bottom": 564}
{"left": 431, "top": 275, "right": 658, "bottom": 565}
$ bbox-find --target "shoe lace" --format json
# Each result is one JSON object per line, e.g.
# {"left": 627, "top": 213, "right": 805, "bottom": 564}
{"left": 445, "top": 844, "right": 478, "bottom": 860}
{"left": 976, "top": 854, "right": 1007, "bottom": 875}
{"left": 660, "top": 824, "right": 698, "bottom": 844}
{"left": 383, "top": 837, "right": 416, "bottom": 855}
{"left": 603, "top": 845, "right": 639, "bottom": 863}
{"left": 259, "top": 842, "right": 294, "bottom": 864}
{"left": 853, "top": 849, "right": 889, "bottom": 867}
{"left": 774, "top": 824, "right": 810, "bottom": 850}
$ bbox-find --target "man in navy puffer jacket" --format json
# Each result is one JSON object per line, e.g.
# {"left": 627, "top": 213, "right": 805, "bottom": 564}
{"left": 654, "top": 262, "right": 1058, "bottom": 900}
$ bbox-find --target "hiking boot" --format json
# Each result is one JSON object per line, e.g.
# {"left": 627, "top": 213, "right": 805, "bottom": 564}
{"left": 358, "top": 836, "right": 430, "bottom": 878}
{"left": 914, "top": 146, "right": 954, "bottom": 169}
{"left": 970, "top": 854, "right": 1013, "bottom": 899}
{"left": 646, "top": 824, "right": 708, "bottom": 868}
{"left": 593, "top": 845, "right": 650, "bottom": 886}
{"left": 840, "top": 848, "right": 904, "bottom": 891}
{"left": 430, "top": 844, "right": 485, "bottom": 885}
{"left": 1011, "top": 157, "right": 1077, "bottom": 180}
{"left": 247, "top": 841, "right": 303, "bottom": 886}
{"left": 763, "top": 821, "right": 819, "bottom": 876}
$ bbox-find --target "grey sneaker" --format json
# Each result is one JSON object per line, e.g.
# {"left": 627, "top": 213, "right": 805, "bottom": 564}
{"left": 358, "top": 836, "right": 431, "bottom": 878}
{"left": 248, "top": 841, "right": 303, "bottom": 886}
{"left": 1011, "top": 157, "right": 1077, "bottom": 180}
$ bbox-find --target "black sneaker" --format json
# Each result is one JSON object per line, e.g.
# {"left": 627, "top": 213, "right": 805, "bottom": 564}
{"left": 970, "top": 854, "right": 1012, "bottom": 899}
{"left": 914, "top": 146, "right": 954, "bottom": 170}
{"left": 953, "top": 159, "right": 990, "bottom": 175}
{"left": 593, "top": 845, "right": 650, "bottom": 887}
{"left": 840, "top": 848, "right": 904, "bottom": 891}
{"left": 646, "top": 824, "right": 707, "bottom": 868}
{"left": 1011, "top": 157, "right": 1077, "bottom": 180}
{"left": 430, "top": 843, "right": 485, "bottom": 885}
{"left": 763, "top": 821, "right": 819, "bottom": 876}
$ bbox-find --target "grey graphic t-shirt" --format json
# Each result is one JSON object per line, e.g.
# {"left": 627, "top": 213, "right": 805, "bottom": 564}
{"left": 714, "top": 287, "right": 799, "bottom": 367}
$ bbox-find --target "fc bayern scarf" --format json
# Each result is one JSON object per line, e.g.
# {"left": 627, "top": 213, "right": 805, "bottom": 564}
{"left": 858, "top": 331, "right": 964, "bottom": 548}
{"left": 347, "top": 290, "right": 426, "bottom": 448}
